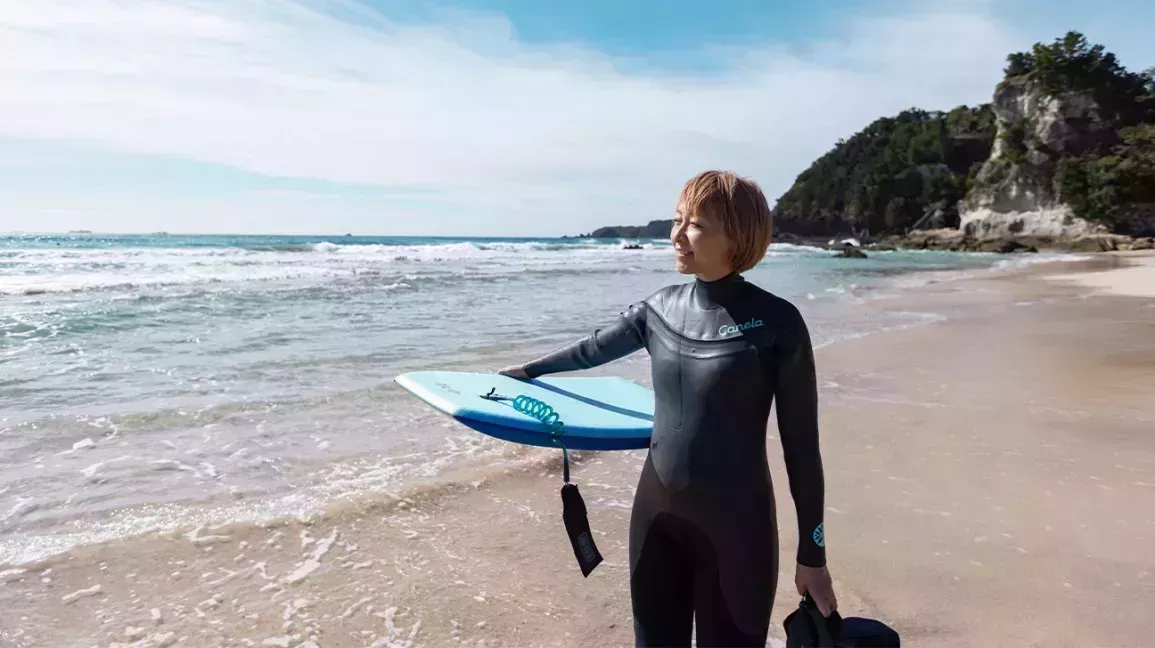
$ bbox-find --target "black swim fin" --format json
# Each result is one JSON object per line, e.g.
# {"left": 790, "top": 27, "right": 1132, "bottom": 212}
{"left": 785, "top": 594, "right": 839, "bottom": 647}
{"left": 784, "top": 594, "right": 901, "bottom": 647}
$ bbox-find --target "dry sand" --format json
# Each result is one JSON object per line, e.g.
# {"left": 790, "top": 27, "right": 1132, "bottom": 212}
{"left": 1044, "top": 251, "right": 1155, "bottom": 298}
{"left": 1, "top": 252, "right": 1153, "bottom": 648}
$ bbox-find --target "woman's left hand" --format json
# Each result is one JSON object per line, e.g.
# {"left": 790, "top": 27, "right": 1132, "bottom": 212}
{"left": 795, "top": 562, "right": 838, "bottom": 617}
{"left": 497, "top": 365, "right": 529, "bottom": 379}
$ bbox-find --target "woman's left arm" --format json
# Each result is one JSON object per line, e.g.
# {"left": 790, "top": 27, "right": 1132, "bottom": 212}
{"left": 774, "top": 305, "right": 826, "bottom": 567}
{"left": 773, "top": 304, "right": 838, "bottom": 615}
{"left": 517, "top": 302, "right": 649, "bottom": 378}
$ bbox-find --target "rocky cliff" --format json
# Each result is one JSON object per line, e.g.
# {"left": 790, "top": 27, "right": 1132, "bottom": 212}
{"left": 959, "top": 77, "right": 1108, "bottom": 238}
{"left": 958, "top": 32, "right": 1155, "bottom": 238}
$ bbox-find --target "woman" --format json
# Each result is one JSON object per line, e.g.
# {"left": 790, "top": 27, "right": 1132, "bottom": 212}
{"left": 500, "top": 170, "right": 837, "bottom": 647}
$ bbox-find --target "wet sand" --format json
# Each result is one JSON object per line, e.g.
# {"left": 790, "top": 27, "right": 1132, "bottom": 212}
{"left": 2, "top": 252, "right": 1153, "bottom": 648}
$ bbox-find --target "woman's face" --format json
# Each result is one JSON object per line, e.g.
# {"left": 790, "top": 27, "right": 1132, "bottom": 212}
{"left": 670, "top": 203, "right": 734, "bottom": 281}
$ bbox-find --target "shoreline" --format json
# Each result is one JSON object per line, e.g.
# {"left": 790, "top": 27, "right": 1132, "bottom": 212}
{"left": 0, "top": 249, "right": 1081, "bottom": 569}
{"left": 2, "top": 252, "right": 1153, "bottom": 647}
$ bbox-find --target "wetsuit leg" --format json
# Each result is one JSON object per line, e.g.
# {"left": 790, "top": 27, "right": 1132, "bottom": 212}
{"left": 630, "top": 514, "right": 694, "bottom": 647}
{"left": 690, "top": 537, "right": 776, "bottom": 647}
{"left": 640, "top": 512, "right": 774, "bottom": 648}
{"left": 631, "top": 510, "right": 776, "bottom": 648}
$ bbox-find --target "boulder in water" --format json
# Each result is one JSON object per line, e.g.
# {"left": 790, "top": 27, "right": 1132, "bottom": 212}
{"left": 835, "top": 244, "right": 868, "bottom": 259}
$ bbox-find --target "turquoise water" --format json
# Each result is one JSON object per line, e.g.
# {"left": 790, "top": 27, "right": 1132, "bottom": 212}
{"left": 0, "top": 232, "right": 1056, "bottom": 564}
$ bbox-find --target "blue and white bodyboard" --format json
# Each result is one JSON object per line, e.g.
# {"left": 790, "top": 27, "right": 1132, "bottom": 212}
{"left": 393, "top": 371, "right": 654, "bottom": 450}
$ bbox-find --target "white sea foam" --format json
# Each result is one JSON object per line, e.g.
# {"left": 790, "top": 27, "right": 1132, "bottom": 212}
{"left": 283, "top": 530, "right": 338, "bottom": 584}
{"left": 1, "top": 240, "right": 670, "bottom": 295}
{"left": 992, "top": 252, "right": 1091, "bottom": 270}
{"left": 61, "top": 584, "right": 101, "bottom": 603}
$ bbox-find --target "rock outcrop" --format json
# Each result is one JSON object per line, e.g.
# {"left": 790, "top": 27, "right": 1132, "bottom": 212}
{"left": 958, "top": 76, "right": 1115, "bottom": 239}
{"left": 871, "top": 229, "right": 1155, "bottom": 253}
{"left": 835, "top": 244, "right": 868, "bottom": 259}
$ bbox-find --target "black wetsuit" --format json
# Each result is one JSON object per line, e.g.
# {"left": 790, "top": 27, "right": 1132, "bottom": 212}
{"left": 522, "top": 272, "right": 826, "bottom": 647}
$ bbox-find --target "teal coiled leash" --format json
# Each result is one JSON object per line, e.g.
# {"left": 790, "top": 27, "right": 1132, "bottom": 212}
{"left": 482, "top": 387, "right": 571, "bottom": 482}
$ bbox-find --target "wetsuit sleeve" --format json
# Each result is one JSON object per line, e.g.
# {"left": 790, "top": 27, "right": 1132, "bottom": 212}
{"left": 773, "top": 306, "right": 827, "bottom": 568}
{"left": 521, "top": 303, "right": 647, "bottom": 378}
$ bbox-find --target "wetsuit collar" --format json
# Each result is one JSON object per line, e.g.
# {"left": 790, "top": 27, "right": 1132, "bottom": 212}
{"left": 691, "top": 272, "right": 744, "bottom": 309}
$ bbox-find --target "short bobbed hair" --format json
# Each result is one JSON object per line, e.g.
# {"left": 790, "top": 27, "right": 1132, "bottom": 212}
{"left": 677, "top": 170, "right": 774, "bottom": 273}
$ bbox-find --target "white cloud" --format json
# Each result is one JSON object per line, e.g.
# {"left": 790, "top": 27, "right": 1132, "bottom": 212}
{"left": 0, "top": 0, "right": 1104, "bottom": 235}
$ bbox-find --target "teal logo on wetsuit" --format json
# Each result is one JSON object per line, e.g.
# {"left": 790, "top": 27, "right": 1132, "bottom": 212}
{"left": 813, "top": 523, "right": 825, "bottom": 547}
{"left": 718, "top": 318, "right": 764, "bottom": 337}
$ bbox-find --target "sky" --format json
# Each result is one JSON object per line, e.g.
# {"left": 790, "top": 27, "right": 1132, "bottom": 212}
{"left": 1, "top": 0, "right": 1153, "bottom": 237}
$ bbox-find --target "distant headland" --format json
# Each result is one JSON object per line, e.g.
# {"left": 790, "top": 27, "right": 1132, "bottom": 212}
{"left": 563, "top": 220, "right": 674, "bottom": 240}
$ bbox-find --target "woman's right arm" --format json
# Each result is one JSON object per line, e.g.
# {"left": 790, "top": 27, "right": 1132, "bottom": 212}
{"left": 515, "top": 302, "right": 648, "bottom": 378}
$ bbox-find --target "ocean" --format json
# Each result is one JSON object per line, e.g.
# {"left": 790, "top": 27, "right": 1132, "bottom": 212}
{"left": 0, "top": 232, "right": 1064, "bottom": 566}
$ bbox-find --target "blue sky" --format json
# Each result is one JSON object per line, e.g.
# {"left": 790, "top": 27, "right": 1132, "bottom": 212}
{"left": 1, "top": 0, "right": 1152, "bottom": 237}
{"left": 363, "top": 0, "right": 852, "bottom": 61}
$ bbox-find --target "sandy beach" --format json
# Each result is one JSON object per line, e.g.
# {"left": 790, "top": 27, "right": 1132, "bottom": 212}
{"left": 1044, "top": 251, "right": 1155, "bottom": 298}
{"left": 2, "top": 251, "right": 1153, "bottom": 648}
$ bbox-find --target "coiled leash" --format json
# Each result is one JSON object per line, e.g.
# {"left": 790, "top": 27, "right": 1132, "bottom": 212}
{"left": 481, "top": 387, "right": 603, "bottom": 577}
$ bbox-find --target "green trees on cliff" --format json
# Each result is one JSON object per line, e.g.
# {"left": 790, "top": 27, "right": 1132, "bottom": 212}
{"left": 771, "top": 106, "right": 995, "bottom": 236}
{"left": 1003, "top": 31, "right": 1154, "bottom": 122}
{"left": 1058, "top": 123, "right": 1155, "bottom": 229}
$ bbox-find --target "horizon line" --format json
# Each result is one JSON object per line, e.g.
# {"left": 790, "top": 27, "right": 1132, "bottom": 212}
{"left": 0, "top": 229, "right": 675, "bottom": 240}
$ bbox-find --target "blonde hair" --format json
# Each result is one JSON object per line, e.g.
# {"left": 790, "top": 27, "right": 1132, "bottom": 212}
{"left": 677, "top": 170, "right": 773, "bottom": 273}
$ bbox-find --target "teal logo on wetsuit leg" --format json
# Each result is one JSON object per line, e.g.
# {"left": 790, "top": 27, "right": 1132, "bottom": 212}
{"left": 812, "top": 523, "right": 825, "bottom": 547}
{"left": 718, "top": 318, "right": 764, "bottom": 337}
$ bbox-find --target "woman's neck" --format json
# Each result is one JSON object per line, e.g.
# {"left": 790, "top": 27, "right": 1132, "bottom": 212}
{"left": 694, "top": 268, "right": 735, "bottom": 283}
{"left": 691, "top": 271, "right": 743, "bottom": 309}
